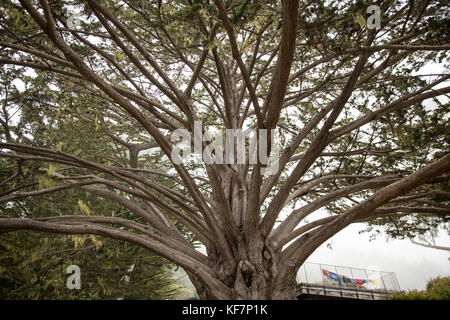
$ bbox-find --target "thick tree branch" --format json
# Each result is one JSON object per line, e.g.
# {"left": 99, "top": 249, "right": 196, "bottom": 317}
{"left": 283, "top": 153, "right": 450, "bottom": 268}
{"left": 0, "top": 217, "right": 231, "bottom": 299}
{"left": 260, "top": 52, "right": 371, "bottom": 236}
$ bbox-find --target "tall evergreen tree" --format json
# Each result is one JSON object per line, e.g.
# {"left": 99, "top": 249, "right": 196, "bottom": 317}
{"left": 0, "top": 71, "right": 182, "bottom": 299}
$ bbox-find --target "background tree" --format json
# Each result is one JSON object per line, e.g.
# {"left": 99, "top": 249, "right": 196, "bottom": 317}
{"left": 0, "top": 0, "right": 449, "bottom": 299}
{"left": 0, "top": 71, "right": 182, "bottom": 299}
{"left": 0, "top": 230, "right": 183, "bottom": 299}
{"left": 389, "top": 276, "right": 450, "bottom": 300}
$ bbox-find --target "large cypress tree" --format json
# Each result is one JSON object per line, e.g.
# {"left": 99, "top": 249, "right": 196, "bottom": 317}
{"left": 0, "top": 0, "right": 449, "bottom": 299}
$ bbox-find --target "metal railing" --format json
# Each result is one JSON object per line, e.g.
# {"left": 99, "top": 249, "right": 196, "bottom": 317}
{"left": 296, "top": 262, "right": 400, "bottom": 299}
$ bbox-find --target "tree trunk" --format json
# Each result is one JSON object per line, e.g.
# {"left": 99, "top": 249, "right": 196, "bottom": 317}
{"left": 189, "top": 267, "right": 298, "bottom": 300}
{"left": 187, "top": 237, "right": 299, "bottom": 300}
{"left": 180, "top": 167, "right": 301, "bottom": 300}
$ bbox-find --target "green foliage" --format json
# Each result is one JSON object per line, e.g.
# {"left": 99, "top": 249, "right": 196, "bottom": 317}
{"left": 426, "top": 276, "right": 450, "bottom": 300}
{"left": 0, "top": 57, "right": 185, "bottom": 298}
{"left": 0, "top": 177, "right": 182, "bottom": 299}
{"left": 0, "top": 231, "right": 182, "bottom": 300}
{"left": 389, "top": 276, "right": 450, "bottom": 300}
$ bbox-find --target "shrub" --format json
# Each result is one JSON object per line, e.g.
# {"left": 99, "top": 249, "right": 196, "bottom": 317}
{"left": 389, "top": 276, "right": 450, "bottom": 300}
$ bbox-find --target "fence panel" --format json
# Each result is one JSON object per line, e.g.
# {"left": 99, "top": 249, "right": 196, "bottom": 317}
{"left": 296, "top": 262, "right": 400, "bottom": 299}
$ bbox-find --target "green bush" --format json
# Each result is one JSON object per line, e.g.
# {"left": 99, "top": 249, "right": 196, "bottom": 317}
{"left": 389, "top": 276, "right": 450, "bottom": 300}
{"left": 426, "top": 276, "right": 450, "bottom": 300}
